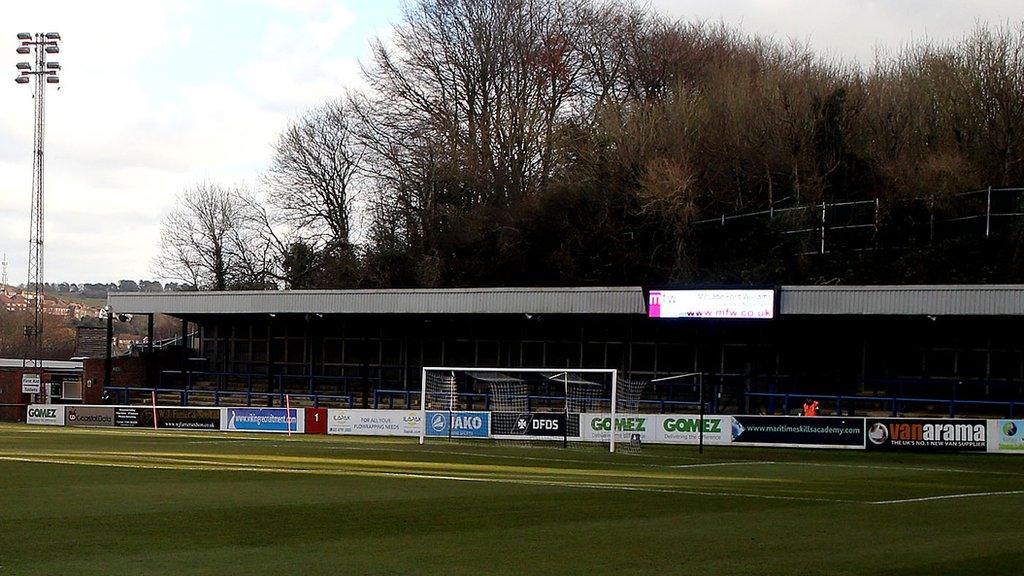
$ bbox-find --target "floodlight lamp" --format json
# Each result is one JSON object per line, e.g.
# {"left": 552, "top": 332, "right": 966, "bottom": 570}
{"left": 16, "top": 46, "right": 30, "bottom": 54}
{"left": 46, "top": 76, "right": 58, "bottom": 84}
{"left": 16, "top": 62, "right": 31, "bottom": 70}
{"left": 17, "top": 32, "right": 31, "bottom": 40}
{"left": 15, "top": 76, "right": 29, "bottom": 84}
{"left": 44, "top": 45, "right": 58, "bottom": 54}
{"left": 44, "top": 32, "right": 60, "bottom": 40}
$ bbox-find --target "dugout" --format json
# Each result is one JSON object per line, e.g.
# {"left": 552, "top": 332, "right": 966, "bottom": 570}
{"left": 103, "top": 285, "right": 1024, "bottom": 418}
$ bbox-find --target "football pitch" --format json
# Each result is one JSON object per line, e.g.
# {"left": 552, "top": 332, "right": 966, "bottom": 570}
{"left": 0, "top": 423, "right": 1022, "bottom": 575}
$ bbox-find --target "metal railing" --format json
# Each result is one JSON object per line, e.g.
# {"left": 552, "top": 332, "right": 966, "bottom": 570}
{"left": 371, "top": 389, "right": 703, "bottom": 413}
{"left": 744, "top": 391, "right": 1018, "bottom": 418}
{"left": 104, "top": 386, "right": 353, "bottom": 408}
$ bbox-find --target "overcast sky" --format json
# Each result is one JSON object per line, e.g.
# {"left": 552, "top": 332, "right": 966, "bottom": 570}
{"left": 2, "top": 0, "right": 1023, "bottom": 284}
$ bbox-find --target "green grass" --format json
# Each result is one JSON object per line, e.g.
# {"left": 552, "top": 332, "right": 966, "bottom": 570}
{"left": 0, "top": 423, "right": 1022, "bottom": 575}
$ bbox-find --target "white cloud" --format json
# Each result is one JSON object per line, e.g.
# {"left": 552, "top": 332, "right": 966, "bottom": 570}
{"left": 0, "top": 0, "right": 369, "bottom": 283}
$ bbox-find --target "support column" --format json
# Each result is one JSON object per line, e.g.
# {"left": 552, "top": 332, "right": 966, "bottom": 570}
{"left": 104, "top": 310, "right": 113, "bottom": 388}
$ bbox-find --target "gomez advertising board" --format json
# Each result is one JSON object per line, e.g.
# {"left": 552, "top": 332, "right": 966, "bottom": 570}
{"left": 657, "top": 416, "right": 732, "bottom": 445}
{"left": 730, "top": 416, "right": 865, "bottom": 448}
{"left": 328, "top": 409, "right": 422, "bottom": 436}
{"left": 579, "top": 413, "right": 654, "bottom": 443}
{"left": 648, "top": 289, "right": 775, "bottom": 319}
{"left": 223, "top": 408, "right": 304, "bottom": 433}
{"left": 866, "top": 418, "right": 987, "bottom": 451}
{"left": 424, "top": 411, "right": 490, "bottom": 438}
{"left": 26, "top": 404, "right": 65, "bottom": 426}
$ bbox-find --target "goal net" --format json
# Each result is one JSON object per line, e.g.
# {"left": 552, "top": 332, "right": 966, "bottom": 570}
{"left": 420, "top": 367, "right": 647, "bottom": 452}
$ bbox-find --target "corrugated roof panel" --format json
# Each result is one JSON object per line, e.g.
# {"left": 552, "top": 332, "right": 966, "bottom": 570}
{"left": 780, "top": 285, "right": 1024, "bottom": 315}
{"left": 108, "top": 287, "right": 648, "bottom": 315}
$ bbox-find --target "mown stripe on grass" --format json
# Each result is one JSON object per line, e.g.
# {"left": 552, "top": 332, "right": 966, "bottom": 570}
{"left": 0, "top": 454, "right": 860, "bottom": 504}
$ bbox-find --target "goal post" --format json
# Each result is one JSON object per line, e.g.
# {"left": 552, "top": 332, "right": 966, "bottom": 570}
{"left": 420, "top": 367, "right": 635, "bottom": 452}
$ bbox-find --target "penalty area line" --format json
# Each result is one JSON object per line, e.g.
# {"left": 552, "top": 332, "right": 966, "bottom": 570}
{"left": 869, "top": 490, "right": 1024, "bottom": 505}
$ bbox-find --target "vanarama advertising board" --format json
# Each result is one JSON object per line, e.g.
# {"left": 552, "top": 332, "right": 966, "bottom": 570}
{"left": 866, "top": 418, "right": 986, "bottom": 451}
{"left": 328, "top": 409, "right": 422, "bottom": 436}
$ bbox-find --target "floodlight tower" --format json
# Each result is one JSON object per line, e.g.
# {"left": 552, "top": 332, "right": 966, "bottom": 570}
{"left": 15, "top": 32, "right": 61, "bottom": 401}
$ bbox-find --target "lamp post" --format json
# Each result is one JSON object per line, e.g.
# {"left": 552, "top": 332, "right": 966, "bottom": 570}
{"left": 15, "top": 32, "right": 60, "bottom": 404}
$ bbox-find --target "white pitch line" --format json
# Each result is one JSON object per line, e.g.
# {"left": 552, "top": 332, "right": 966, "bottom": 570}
{"left": 670, "top": 461, "right": 776, "bottom": 469}
{"left": 869, "top": 490, "right": 1024, "bottom": 505}
{"left": 773, "top": 461, "right": 1024, "bottom": 477}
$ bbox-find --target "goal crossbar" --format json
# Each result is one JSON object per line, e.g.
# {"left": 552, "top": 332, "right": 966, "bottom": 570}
{"left": 420, "top": 367, "right": 620, "bottom": 452}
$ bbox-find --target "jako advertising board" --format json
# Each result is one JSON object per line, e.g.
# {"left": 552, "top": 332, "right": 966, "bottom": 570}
{"left": 327, "top": 409, "right": 422, "bottom": 436}
{"left": 988, "top": 420, "right": 1024, "bottom": 453}
{"left": 424, "top": 411, "right": 490, "bottom": 438}
{"left": 730, "top": 415, "right": 865, "bottom": 448}
{"left": 866, "top": 418, "right": 986, "bottom": 451}
{"left": 223, "top": 408, "right": 304, "bottom": 433}
{"left": 26, "top": 404, "right": 64, "bottom": 426}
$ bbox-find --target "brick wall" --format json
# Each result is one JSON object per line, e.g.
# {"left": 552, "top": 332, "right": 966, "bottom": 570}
{"left": 83, "top": 356, "right": 148, "bottom": 403}
{"left": 0, "top": 371, "right": 27, "bottom": 421}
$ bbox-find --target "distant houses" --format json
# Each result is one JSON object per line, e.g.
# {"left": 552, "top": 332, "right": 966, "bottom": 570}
{"left": 0, "top": 285, "right": 102, "bottom": 319}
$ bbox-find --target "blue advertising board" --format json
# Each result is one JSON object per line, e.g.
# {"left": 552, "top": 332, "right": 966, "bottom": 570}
{"left": 225, "top": 408, "right": 300, "bottom": 433}
{"left": 425, "top": 411, "right": 490, "bottom": 438}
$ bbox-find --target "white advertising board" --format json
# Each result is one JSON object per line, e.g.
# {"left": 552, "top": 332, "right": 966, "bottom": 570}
{"left": 988, "top": 419, "right": 1024, "bottom": 453}
{"left": 327, "top": 409, "right": 423, "bottom": 437}
{"left": 655, "top": 415, "right": 733, "bottom": 445}
{"left": 21, "top": 374, "right": 41, "bottom": 394}
{"left": 578, "top": 413, "right": 733, "bottom": 445}
{"left": 648, "top": 289, "right": 775, "bottom": 319}
{"left": 26, "top": 404, "right": 65, "bottom": 426}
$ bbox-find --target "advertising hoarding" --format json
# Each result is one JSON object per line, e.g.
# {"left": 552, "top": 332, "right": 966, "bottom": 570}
{"left": 491, "top": 412, "right": 571, "bottom": 439}
{"left": 648, "top": 289, "right": 775, "bottom": 319}
{"left": 578, "top": 413, "right": 654, "bottom": 443}
{"left": 328, "top": 409, "right": 422, "bottom": 437}
{"left": 989, "top": 419, "right": 1024, "bottom": 453}
{"left": 65, "top": 406, "right": 115, "bottom": 427}
{"left": 26, "top": 404, "right": 64, "bottom": 426}
{"left": 866, "top": 418, "right": 987, "bottom": 451}
{"left": 731, "top": 415, "right": 865, "bottom": 448}
{"left": 223, "top": 408, "right": 304, "bottom": 433}
{"left": 424, "top": 411, "right": 490, "bottom": 438}
{"left": 656, "top": 416, "right": 732, "bottom": 445}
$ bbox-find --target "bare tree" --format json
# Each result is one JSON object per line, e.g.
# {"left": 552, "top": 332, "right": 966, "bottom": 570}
{"left": 266, "top": 100, "right": 361, "bottom": 248}
{"left": 154, "top": 184, "right": 277, "bottom": 290}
